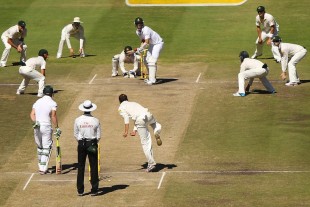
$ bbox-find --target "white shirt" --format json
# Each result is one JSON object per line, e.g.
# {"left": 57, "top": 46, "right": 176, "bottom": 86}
{"left": 278, "top": 42, "right": 306, "bottom": 72}
{"left": 32, "top": 96, "right": 57, "bottom": 125}
{"left": 118, "top": 101, "right": 148, "bottom": 124}
{"left": 61, "top": 24, "right": 85, "bottom": 49}
{"left": 74, "top": 114, "right": 101, "bottom": 141}
{"left": 256, "top": 13, "right": 279, "bottom": 36}
{"left": 136, "top": 26, "right": 163, "bottom": 45}
{"left": 240, "top": 58, "right": 265, "bottom": 73}
{"left": 25, "top": 56, "right": 46, "bottom": 70}
{"left": 1, "top": 25, "right": 27, "bottom": 40}
{"left": 118, "top": 51, "right": 139, "bottom": 71}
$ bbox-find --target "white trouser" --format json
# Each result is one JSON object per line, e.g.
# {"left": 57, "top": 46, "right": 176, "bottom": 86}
{"left": 57, "top": 33, "right": 86, "bottom": 57}
{"left": 146, "top": 42, "right": 164, "bottom": 83}
{"left": 112, "top": 54, "right": 127, "bottom": 75}
{"left": 287, "top": 48, "right": 307, "bottom": 83}
{"left": 34, "top": 125, "right": 53, "bottom": 172}
{"left": 238, "top": 67, "right": 275, "bottom": 94}
{"left": 1, "top": 36, "right": 27, "bottom": 65}
{"left": 135, "top": 112, "right": 162, "bottom": 166}
{"left": 253, "top": 32, "right": 281, "bottom": 61}
{"left": 18, "top": 66, "right": 45, "bottom": 95}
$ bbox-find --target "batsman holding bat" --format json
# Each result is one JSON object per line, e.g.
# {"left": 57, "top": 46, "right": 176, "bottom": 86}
{"left": 30, "top": 85, "right": 61, "bottom": 175}
{"left": 74, "top": 100, "right": 101, "bottom": 196}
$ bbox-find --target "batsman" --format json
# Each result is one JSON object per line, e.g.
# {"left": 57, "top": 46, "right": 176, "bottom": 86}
{"left": 30, "top": 85, "right": 61, "bottom": 175}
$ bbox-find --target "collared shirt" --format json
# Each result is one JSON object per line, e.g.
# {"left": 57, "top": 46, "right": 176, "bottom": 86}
{"left": 117, "top": 50, "right": 139, "bottom": 71}
{"left": 32, "top": 96, "right": 57, "bottom": 125}
{"left": 136, "top": 26, "right": 163, "bottom": 45}
{"left": 256, "top": 13, "right": 279, "bottom": 34}
{"left": 278, "top": 42, "right": 306, "bottom": 72}
{"left": 1, "top": 25, "right": 27, "bottom": 40}
{"left": 118, "top": 101, "right": 148, "bottom": 124}
{"left": 240, "top": 58, "right": 265, "bottom": 73}
{"left": 25, "top": 56, "right": 46, "bottom": 70}
{"left": 61, "top": 24, "right": 85, "bottom": 49}
{"left": 74, "top": 114, "right": 101, "bottom": 141}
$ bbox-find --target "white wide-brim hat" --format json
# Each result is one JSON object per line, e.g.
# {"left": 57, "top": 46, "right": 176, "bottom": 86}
{"left": 79, "top": 100, "right": 97, "bottom": 112}
{"left": 73, "top": 17, "right": 83, "bottom": 23}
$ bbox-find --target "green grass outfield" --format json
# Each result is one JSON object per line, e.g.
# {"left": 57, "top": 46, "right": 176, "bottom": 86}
{"left": 0, "top": 0, "right": 310, "bottom": 206}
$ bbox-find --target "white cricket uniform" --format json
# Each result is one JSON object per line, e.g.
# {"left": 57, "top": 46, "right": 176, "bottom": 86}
{"left": 32, "top": 96, "right": 57, "bottom": 172}
{"left": 112, "top": 50, "right": 140, "bottom": 76}
{"left": 237, "top": 58, "right": 275, "bottom": 94}
{"left": 1, "top": 25, "right": 27, "bottom": 66}
{"left": 57, "top": 24, "right": 86, "bottom": 58}
{"left": 118, "top": 101, "right": 162, "bottom": 167}
{"left": 136, "top": 26, "right": 164, "bottom": 84}
{"left": 278, "top": 43, "right": 307, "bottom": 83}
{"left": 252, "top": 13, "right": 281, "bottom": 61}
{"left": 17, "top": 56, "right": 46, "bottom": 96}
{"left": 74, "top": 114, "right": 101, "bottom": 142}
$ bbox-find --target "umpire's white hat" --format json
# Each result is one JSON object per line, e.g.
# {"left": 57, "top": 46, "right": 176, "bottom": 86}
{"left": 73, "top": 17, "right": 83, "bottom": 23}
{"left": 79, "top": 100, "right": 97, "bottom": 112}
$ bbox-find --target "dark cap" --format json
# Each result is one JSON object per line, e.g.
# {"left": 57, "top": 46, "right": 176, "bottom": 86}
{"left": 18, "top": 20, "right": 26, "bottom": 28}
{"left": 38, "top": 49, "right": 48, "bottom": 57}
{"left": 257, "top": 6, "right": 265, "bottom": 12}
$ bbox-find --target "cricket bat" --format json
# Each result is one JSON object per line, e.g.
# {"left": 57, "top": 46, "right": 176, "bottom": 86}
{"left": 55, "top": 136, "right": 62, "bottom": 174}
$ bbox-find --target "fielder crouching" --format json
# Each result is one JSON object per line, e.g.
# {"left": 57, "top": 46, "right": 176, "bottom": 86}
{"left": 74, "top": 100, "right": 101, "bottom": 196}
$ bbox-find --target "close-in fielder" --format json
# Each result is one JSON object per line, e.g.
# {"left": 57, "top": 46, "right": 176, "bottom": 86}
{"left": 251, "top": 6, "right": 281, "bottom": 62}
{"left": 272, "top": 36, "right": 307, "bottom": 86}
{"left": 118, "top": 94, "right": 162, "bottom": 172}
{"left": 74, "top": 100, "right": 101, "bottom": 196}
{"left": 0, "top": 20, "right": 27, "bottom": 67}
{"left": 131, "top": 17, "right": 164, "bottom": 85}
{"left": 112, "top": 46, "right": 140, "bottom": 78}
{"left": 233, "top": 51, "right": 275, "bottom": 97}
{"left": 57, "top": 17, "right": 86, "bottom": 58}
{"left": 30, "top": 85, "right": 61, "bottom": 174}
{"left": 16, "top": 49, "right": 48, "bottom": 97}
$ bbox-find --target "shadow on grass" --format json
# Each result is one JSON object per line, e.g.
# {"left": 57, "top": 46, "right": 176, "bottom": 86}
{"left": 155, "top": 78, "right": 178, "bottom": 85}
{"left": 250, "top": 89, "right": 275, "bottom": 94}
{"left": 96, "top": 184, "right": 129, "bottom": 196}
{"left": 27, "top": 89, "right": 64, "bottom": 96}
{"left": 49, "top": 162, "right": 78, "bottom": 174}
{"left": 141, "top": 162, "right": 177, "bottom": 172}
{"left": 62, "top": 54, "right": 97, "bottom": 58}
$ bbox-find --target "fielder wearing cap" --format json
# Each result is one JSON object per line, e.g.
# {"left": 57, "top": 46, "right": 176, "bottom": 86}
{"left": 111, "top": 45, "right": 141, "bottom": 78}
{"left": 74, "top": 100, "right": 101, "bottom": 196}
{"left": 16, "top": 49, "right": 49, "bottom": 97}
{"left": 0, "top": 20, "right": 28, "bottom": 67}
{"left": 30, "top": 85, "right": 60, "bottom": 174}
{"left": 272, "top": 36, "right": 307, "bottom": 86}
{"left": 251, "top": 6, "right": 281, "bottom": 62}
{"left": 57, "top": 17, "right": 86, "bottom": 59}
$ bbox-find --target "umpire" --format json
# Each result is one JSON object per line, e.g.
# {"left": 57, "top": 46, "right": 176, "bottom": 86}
{"left": 74, "top": 100, "right": 101, "bottom": 196}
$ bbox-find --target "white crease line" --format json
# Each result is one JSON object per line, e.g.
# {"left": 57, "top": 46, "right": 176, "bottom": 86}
{"left": 195, "top": 73, "right": 201, "bottom": 83}
{"left": 89, "top": 74, "right": 97, "bottom": 84}
{"left": 23, "top": 173, "right": 34, "bottom": 191}
{"left": 34, "top": 179, "right": 75, "bottom": 182}
{"left": 157, "top": 172, "right": 166, "bottom": 189}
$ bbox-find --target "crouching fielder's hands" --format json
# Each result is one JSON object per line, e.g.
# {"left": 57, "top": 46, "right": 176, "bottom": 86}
{"left": 280, "top": 72, "right": 287, "bottom": 80}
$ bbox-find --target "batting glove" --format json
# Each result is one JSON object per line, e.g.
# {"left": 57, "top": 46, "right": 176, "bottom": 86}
{"left": 32, "top": 121, "right": 40, "bottom": 129}
{"left": 54, "top": 127, "right": 62, "bottom": 137}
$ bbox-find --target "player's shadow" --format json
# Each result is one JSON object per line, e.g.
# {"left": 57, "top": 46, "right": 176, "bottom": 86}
{"left": 155, "top": 78, "right": 178, "bottom": 85}
{"left": 141, "top": 162, "right": 177, "bottom": 172}
{"left": 49, "top": 163, "right": 78, "bottom": 174}
{"left": 63, "top": 54, "right": 96, "bottom": 58}
{"left": 96, "top": 184, "right": 129, "bottom": 196}
{"left": 28, "top": 89, "right": 64, "bottom": 96}
{"left": 249, "top": 89, "right": 276, "bottom": 94}
{"left": 300, "top": 80, "right": 310, "bottom": 84}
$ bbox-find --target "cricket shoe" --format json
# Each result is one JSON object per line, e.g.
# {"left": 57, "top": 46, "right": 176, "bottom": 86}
{"left": 0, "top": 62, "right": 6, "bottom": 67}
{"left": 145, "top": 165, "right": 156, "bottom": 173}
{"left": 39, "top": 170, "right": 47, "bottom": 175}
{"left": 111, "top": 73, "right": 118, "bottom": 77}
{"left": 123, "top": 72, "right": 129, "bottom": 78}
{"left": 16, "top": 90, "right": 24, "bottom": 95}
{"left": 129, "top": 71, "right": 136, "bottom": 78}
{"left": 285, "top": 82, "right": 299, "bottom": 86}
{"left": 56, "top": 53, "right": 62, "bottom": 59}
{"left": 145, "top": 80, "right": 156, "bottom": 85}
{"left": 90, "top": 191, "right": 99, "bottom": 196}
{"left": 233, "top": 92, "right": 246, "bottom": 97}
{"left": 37, "top": 93, "right": 43, "bottom": 98}
{"left": 154, "top": 131, "right": 162, "bottom": 146}
{"left": 251, "top": 54, "right": 262, "bottom": 59}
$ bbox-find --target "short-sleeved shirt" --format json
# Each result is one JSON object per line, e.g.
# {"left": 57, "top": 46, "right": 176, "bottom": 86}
{"left": 1, "top": 25, "right": 27, "bottom": 40}
{"left": 255, "top": 13, "right": 279, "bottom": 34}
{"left": 74, "top": 114, "right": 101, "bottom": 141}
{"left": 25, "top": 56, "right": 46, "bottom": 70}
{"left": 118, "top": 101, "right": 148, "bottom": 124}
{"left": 32, "top": 96, "right": 57, "bottom": 125}
{"left": 136, "top": 26, "right": 163, "bottom": 45}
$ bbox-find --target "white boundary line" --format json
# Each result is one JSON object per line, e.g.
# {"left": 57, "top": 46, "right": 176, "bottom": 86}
{"left": 157, "top": 172, "right": 166, "bottom": 189}
{"left": 88, "top": 74, "right": 97, "bottom": 84}
{"left": 23, "top": 173, "right": 34, "bottom": 191}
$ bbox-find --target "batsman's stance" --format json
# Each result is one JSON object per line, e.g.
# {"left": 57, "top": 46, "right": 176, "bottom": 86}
{"left": 133, "top": 17, "right": 164, "bottom": 85}
{"left": 118, "top": 94, "right": 162, "bottom": 172}
{"left": 30, "top": 85, "right": 61, "bottom": 175}
{"left": 74, "top": 100, "right": 101, "bottom": 196}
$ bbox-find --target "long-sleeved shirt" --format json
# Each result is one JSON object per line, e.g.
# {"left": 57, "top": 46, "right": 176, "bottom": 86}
{"left": 61, "top": 24, "right": 85, "bottom": 49}
{"left": 118, "top": 101, "right": 148, "bottom": 124}
{"left": 278, "top": 42, "right": 306, "bottom": 72}
{"left": 1, "top": 25, "right": 27, "bottom": 40}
